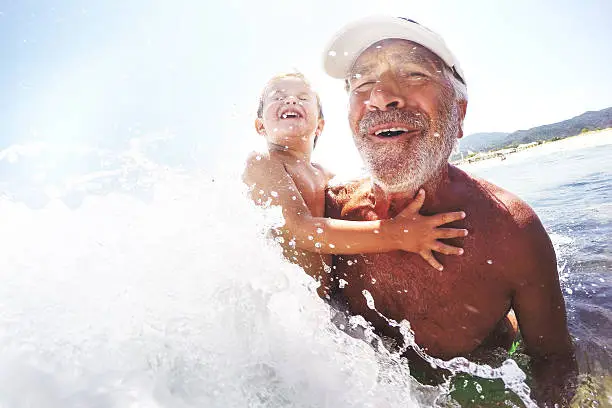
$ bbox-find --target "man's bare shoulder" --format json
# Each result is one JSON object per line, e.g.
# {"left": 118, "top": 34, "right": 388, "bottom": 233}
{"left": 452, "top": 166, "right": 540, "bottom": 229}
{"left": 453, "top": 166, "right": 556, "bottom": 281}
{"left": 475, "top": 177, "right": 539, "bottom": 228}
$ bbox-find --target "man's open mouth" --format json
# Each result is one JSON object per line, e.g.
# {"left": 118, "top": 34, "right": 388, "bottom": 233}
{"left": 371, "top": 127, "right": 419, "bottom": 139}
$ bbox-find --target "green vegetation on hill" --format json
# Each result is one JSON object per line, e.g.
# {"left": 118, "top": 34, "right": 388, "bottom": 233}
{"left": 452, "top": 107, "right": 612, "bottom": 160}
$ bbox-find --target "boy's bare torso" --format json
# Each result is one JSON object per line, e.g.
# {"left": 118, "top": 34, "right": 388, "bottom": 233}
{"left": 267, "top": 153, "right": 332, "bottom": 282}
{"left": 326, "top": 166, "right": 537, "bottom": 359}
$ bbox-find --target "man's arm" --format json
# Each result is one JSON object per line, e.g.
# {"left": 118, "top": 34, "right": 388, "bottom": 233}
{"left": 510, "top": 206, "right": 577, "bottom": 407}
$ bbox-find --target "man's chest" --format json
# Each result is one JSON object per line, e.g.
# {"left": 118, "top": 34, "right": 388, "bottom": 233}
{"left": 334, "top": 229, "right": 515, "bottom": 356}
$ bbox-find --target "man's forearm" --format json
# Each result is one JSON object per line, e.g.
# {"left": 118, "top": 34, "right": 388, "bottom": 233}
{"left": 531, "top": 353, "right": 578, "bottom": 407}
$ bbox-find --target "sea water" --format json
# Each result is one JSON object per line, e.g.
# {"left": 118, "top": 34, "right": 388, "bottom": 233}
{"left": 0, "top": 131, "right": 610, "bottom": 407}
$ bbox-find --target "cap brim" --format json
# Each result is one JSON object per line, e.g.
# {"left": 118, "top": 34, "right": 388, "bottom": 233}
{"left": 323, "top": 16, "right": 462, "bottom": 82}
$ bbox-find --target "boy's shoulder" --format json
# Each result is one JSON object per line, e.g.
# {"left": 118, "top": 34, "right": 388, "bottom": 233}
{"left": 242, "top": 151, "right": 286, "bottom": 185}
{"left": 245, "top": 151, "right": 272, "bottom": 164}
{"left": 244, "top": 151, "right": 287, "bottom": 171}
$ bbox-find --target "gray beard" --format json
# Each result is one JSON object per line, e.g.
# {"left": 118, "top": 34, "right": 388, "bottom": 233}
{"left": 355, "top": 102, "right": 460, "bottom": 193}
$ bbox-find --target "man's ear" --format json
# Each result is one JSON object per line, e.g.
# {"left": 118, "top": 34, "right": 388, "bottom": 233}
{"left": 255, "top": 118, "right": 266, "bottom": 135}
{"left": 457, "top": 99, "right": 468, "bottom": 139}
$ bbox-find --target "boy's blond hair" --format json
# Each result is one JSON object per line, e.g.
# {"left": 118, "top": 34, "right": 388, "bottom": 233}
{"left": 257, "top": 72, "right": 324, "bottom": 147}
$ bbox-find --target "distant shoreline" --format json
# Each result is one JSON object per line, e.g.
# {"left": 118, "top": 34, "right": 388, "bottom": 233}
{"left": 452, "top": 128, "right": 612, "bottom": 165}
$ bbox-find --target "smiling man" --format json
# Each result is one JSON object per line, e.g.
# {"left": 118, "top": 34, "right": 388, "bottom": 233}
{"left": 322, "top": 16, "right": 576, "bottom": 406}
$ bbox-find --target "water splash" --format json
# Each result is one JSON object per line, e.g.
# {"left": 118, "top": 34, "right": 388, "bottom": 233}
{"left": 0, "top": 141, "right": 539, "bottom": 407}
{"left": 361, "top": 290, "right": 538, "bottom": 408}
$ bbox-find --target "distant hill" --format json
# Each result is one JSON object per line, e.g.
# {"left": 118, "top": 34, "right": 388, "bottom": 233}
{"left": 456, "top": 132, "right": 509, "bottom": 154}
{"left": 453, "top": 107, "right": 612, "bottom": 159}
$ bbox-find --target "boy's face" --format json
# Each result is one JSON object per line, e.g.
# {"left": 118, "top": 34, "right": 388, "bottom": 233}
{"left": 256, "top": 77, "right": 323, "bottom": 149}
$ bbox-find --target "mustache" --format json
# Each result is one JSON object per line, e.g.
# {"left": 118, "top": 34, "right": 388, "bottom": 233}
{"left": 358, "top": 109, "right": 430, "bottom": 135}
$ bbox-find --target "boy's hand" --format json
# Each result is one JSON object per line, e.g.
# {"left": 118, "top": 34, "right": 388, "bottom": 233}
{"left": 392, "top": 189, "right": 468, "bottom": 271}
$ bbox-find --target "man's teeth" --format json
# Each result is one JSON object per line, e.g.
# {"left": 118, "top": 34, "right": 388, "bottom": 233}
{"left": 281, "top": 112, "right": 299, "bottom": 119}
{"left": 374, "top": 127, "right": 409, "bottom": 136}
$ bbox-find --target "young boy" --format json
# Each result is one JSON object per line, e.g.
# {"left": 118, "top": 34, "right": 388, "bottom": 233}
{"left": 243, "top": 72, "right": 467, "bottom": 298}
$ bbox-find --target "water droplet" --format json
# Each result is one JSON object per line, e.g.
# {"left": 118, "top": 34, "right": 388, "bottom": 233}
{"left": 273, "top": 128, "right": 278, "bottom": 132}
{"left": 403, "top": 229, "right": 409, "bottom": 233}
{"left": 363, "top": 290, "right": 376, "bottom": 309}
{"left": 376, "top": 45, "right": 382, "bottom": 49}
{"left": 371, "top": 278, "right": 376, "bottom": 284}
{"left": 307, "top": 235, "right": 314, "bottom": 241}
{"left": 328, "top": 243, "right": 335, "bottom": 249}
{"left": 433, "top": 132, "right": 440, "bottom": 138}
{"left": 373, "top": 229, "right": 380, "bottom": 234}
{"left": 291, "top": 196, "right": 296, "bottom": 200}
{"left": 316, "top": 228, "right": 324, "bottom": 234}
{"left": 328, "top": 50, "right": 337, "bottom": 57}
{"left": 339, "top": 279, "right": 348, "bottom": 288}
{"left": 258, "top": 190, "right": 264, "bottom": 195}
{"left": 565, "top": 288, "right": 573, "bottom": 294}
{"left": 255, "top": 155, "right": 261, "bottom": 160}
{"left": 486, "top": 259, "right": 493, "bottom": 264}
{"left": 343, "top": 51, "right": 349, "bottom": 56}
{"left": 314, "top": 242, "right": 322, "bottom": 249}
{"left": 347, "top": 260, "right": 353, "bottom": 266}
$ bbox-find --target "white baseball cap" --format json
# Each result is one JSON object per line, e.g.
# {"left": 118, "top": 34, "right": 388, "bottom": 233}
{"left": 323, "top": 16, "right": 466, "bottom": 85}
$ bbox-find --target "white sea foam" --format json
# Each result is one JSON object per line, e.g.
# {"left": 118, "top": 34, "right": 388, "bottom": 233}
{"left": 0, "top": 166, "right": 431, "bottom": 407}
{"left": 0, "top": 140, "right": 539, "bottom": 407}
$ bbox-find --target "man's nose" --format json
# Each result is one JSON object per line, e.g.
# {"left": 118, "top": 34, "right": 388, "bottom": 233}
{"left": 367, "top": 80, "right": 406, "bottom": 111}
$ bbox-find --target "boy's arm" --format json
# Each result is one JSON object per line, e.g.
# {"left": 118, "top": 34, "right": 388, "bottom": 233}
{"left": 243, "top": 154, "right": 465, "bottom": 261}
{"left": 243, "top": 153, "right": 398, "bottom": 253}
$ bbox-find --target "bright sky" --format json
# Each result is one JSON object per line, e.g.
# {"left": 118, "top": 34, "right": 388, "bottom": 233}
{"left": 1, "top": 0, "right": 610, "bottom": 174}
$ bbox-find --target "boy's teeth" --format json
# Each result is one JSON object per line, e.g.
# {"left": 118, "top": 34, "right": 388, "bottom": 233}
{"left": 375, "top": 127, "right": 409, "bottom": 135}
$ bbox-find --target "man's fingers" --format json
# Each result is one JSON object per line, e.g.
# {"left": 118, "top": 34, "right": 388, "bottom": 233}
{"left": 432, "top": 241, "right": 465, "bottom": 256}
{"left": 434, "top": 228, "right": 469, "bottom": 239}
{"left": 400, "top": 189, "right": 425, "bottom": 215}
{"left": 420, "top": 250, "right": 444, "bottom": 271}
{"left": 430, "top": 211, "right": 466, "bottom": 226}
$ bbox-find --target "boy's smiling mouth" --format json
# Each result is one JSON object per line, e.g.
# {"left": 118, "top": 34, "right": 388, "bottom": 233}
{"left": 279, "top": 107, "right": 304, "bottom": 120}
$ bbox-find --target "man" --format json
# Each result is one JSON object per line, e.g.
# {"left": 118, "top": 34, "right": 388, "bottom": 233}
{"left": 322, "top": 16, "right": 576, "bottom": 406}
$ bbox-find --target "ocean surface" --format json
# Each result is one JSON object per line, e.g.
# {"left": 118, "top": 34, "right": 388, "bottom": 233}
{"left": 461, "top": 131, "right": 612, "bottom": 379}
{"left": 0, "top": 131, "right": 610, "bottom": 407}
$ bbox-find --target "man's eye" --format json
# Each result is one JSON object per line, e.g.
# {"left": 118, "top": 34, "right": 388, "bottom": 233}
{"left": 400, "top": 71, "right": 427, "bottom": 80}
{"left": 352, "top": 81, "right": 376, "bottom": 92}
